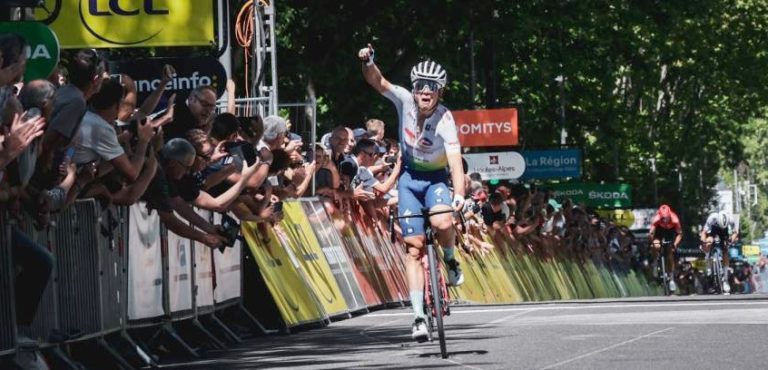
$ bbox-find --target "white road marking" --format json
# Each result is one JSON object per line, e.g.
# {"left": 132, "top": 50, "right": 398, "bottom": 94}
{"left": 366, "top": 300, "right": 768, "bottom": 317}
{"left": 538, "top": 327, "right": 674, "bottom": 369}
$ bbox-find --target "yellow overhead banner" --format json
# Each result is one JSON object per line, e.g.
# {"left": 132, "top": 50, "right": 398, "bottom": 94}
{"left": 36, "top": 0, "right": 215, "bottom": 49}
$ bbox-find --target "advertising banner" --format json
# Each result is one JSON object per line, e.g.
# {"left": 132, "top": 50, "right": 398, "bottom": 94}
{"left": 596, "top": 209, "right": 635, "bottom": 228}
{"left": 36, "top": 0, "right": 215, "bottom": 49}
{"left": 242, "top": 222, "right": 327, "bottom": 327}
{"left": 352, "top": 212, "right": 404, "bottom": 304}
{"left": 301, "top": 200, "right": 367, "bottom": 312}
{"left": 742, "top": 245, "right": 761, "bottom": 264}
{"left": 193, "top": 209, "right": 215, "bottom": 310}
{"left": 520, "top": 149, "right": 581, "bottom": 180}
{"left": 551, "top": 183, "right": 632, "bottom": 208}
{"left": 281, "top": 202, "right": 349, "bottom": 317}
{"left": 166, "top": 223, "right": 193, "bottom": 314}
{"left": 0, "top": 22, "right": 59, "bottom": 81}
{"left": 337, "top": 215, "right": 385, "bottom": 307}
{"left": 111, "top": 56, "right": 227, "bottom": 104}
{"left": 212, "top": 213, "right": 242, "bottom": 304}
{"left": 126, "top": 203, "right": 164, "bottom": 321}
{"left": 464, "top": 151, "right": 526, "bottom": 180}
{"left": 453, "top": 108, "right": 519, "bottom": 147}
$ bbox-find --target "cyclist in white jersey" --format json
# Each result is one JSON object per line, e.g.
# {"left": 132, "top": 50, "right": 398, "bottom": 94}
{"left": 359, "top": 44, "right": 465, "bottom": 341}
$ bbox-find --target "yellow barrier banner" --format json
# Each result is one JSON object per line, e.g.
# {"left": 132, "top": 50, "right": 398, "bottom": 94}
{"left": 36, "top": 0, "right": 215, "bottom": 48}
{"left": 281, "top": 202, "right": 349, "bottom": 317}
{"left": 743, "top": 245, "right": 761, "bottom": 257}
{"left": 241, "top": 222, "right": 326, "bottom": 327}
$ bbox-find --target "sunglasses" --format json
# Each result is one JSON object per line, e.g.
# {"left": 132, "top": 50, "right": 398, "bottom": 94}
{"left": 412, "top": 79, "right": 442, "bottom": 93}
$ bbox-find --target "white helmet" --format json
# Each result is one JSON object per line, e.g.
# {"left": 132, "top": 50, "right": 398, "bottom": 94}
{"left": 410, "top": 60, "right": 447, "bottom": 88}
{"left": 716, "top": 211, "right": 729, "bottom": 229}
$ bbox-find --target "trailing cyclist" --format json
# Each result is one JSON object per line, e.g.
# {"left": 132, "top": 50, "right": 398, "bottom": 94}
{"left": 648, "top": 204, "right": 682, "bottom": 292}
{"left": 700, "top": 210, "right": 738, "bottom": 294}
{"left": 359, "top": 44, "right": 465, "bottom": 341}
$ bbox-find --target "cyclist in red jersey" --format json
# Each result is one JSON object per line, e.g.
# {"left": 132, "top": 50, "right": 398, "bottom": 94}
{"left": 648, "top": 204, "right": 683, "bottom": 277}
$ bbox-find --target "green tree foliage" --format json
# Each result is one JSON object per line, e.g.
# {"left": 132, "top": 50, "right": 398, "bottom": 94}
{"left": 272, "top": 0, "right": 768, "bottom": 229}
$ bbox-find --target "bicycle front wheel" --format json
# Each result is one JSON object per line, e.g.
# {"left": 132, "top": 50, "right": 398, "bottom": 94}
{"left": 426, "top": 243, "right": 447, "bottom": 358}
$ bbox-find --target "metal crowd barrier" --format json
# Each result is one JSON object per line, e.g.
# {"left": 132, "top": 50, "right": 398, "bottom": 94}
{"left": 0, "top": 199, "right": 255, "bottom": 364}
{"left": 0, "top": 211, "right": 16, "bottom": 356}
{"left": 18, "top": 216, "right": 58, "bottom": 346}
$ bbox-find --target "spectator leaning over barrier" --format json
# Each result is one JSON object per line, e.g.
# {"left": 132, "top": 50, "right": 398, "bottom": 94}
{"left": 7, "top": 80, "right": 54, "bottom": 187}
{"left": 329, "top": 126, "right": 354, "bottom": 170}
{"left": 163, "top": 85, "right": 217, "bottom": 140}
{"left": 116, "top": 69, "right": 176, "bottom": 127}
{"left": 237, "top": 114, "right": 264, "bottom": 146}
{"left": 205, "top": 113, "right": 269, "bottom": 192}
{"left": 0, "top": 33, "right": 27, "bottom": 88}
{"left": 141, "top": 138, "right": 233, "bottom": 248}
{"left": 366, "top": 118, "right": 385, "bottom": 141}
{"left": 348, "top": 138, "right": 401, "bottom": 197}
{"left": 312, "top": 143, "right": 339, "bottom": 196}
{"left": 0, "top": 45, "right": 54, "bottom": 346}
{"left": 72, "top": 78, "right": 153, "bottom": 183}
{"left": 34, "top": 49, "right": 105, "bottom": 192}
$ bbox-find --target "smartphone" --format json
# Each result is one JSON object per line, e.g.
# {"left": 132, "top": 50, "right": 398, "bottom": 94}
{"left": 303, "top": 148, "right": 314, "bottom": 163}
{"left": 22, "top": 107, "right": 41, "bottom": 121}
{"left": 224, "top": 141, "right": 258, "bottom": 166}
{"left": 110, "top": 74, "right": 122, "bottom": 84}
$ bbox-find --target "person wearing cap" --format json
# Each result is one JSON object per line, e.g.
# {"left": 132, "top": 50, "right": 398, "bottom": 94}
{"left": 347, "top": 138, "right": 401, "bottom": 196}
{"left": 352, "top": 127, "right": 369, "bottom": 142}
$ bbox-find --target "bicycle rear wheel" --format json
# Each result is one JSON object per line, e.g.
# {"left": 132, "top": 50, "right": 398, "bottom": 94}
{"left": 426, "top": 243, "right": 447, "bottom": 358}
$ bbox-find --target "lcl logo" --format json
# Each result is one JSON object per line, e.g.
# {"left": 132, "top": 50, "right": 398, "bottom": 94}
{"left": 87, "top": 0, "right": 168, "bottom": 16}
{"left": 78, "top": 0, "right": 169, "bottom": 45}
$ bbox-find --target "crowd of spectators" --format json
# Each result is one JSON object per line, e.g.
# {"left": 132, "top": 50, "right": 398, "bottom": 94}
{"left": 0, "top": 36, "right": 665, "bottom": 344}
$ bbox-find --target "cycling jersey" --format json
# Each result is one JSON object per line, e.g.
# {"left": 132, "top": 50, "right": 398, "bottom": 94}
{"left": 703, "top": 213, "right": 735, "bottom": 239}
{"left": 383, "top": 85, "right": 461, "bottom": 173}
{"left": 650, "top": 212, "right": 682, "bottom": 233}
{"left": 383, "top": 84, "right": 460, "bottom": 237}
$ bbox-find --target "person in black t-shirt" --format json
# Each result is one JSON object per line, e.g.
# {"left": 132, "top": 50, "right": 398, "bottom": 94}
{"left": 163, "top": 85, "right": 218, "bottom": 140}
{"left": 482, "top": 192, "right": 507, "bottom": 230}
{"left": 142, "top": 138, "right": 263, "bottom": 248}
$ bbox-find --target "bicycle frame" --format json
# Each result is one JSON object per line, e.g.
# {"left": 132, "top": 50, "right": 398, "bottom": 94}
{"left": 391, "top": 207, "right": 458, "bottom": 359}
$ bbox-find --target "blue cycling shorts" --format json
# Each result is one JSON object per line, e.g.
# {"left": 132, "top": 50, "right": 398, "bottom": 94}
{"left": 397, "top": 169, "right": 451, "bottom": 237}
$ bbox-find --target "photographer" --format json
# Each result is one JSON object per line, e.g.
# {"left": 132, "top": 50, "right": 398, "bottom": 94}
{"left": 72, "top": 78, "right": 154, "bottom": 183}
{"left": 140, "top": 138, "right": 248, "bottom": 249}
{"left": 203, "top": 113, "right": 270, "bottom": 192}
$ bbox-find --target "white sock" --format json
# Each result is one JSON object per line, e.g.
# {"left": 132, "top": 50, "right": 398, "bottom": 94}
{"left": 410, "top": 290, "right": 425, "bottom": 320}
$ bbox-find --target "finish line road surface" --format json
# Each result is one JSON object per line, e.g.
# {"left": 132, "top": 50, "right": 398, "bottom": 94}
{"left": 162, "top": 295, "right": 768, "bottom": 370}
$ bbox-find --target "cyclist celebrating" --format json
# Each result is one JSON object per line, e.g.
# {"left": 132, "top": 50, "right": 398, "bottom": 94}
{"left": 700, "top": 210, "right": 738, "bottom": 293}
{"left": 648, "top": 204, "right": 682, "bottom": 291}
{"left": 359, "top": 44, "right": 465, "bottom": 341}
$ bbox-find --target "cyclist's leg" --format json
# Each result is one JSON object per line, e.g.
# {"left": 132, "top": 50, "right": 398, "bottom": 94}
{"left": 397, "top": 171, "right": 428, "bottom": 323}
{"left": 650, "top": 239, "right": 661, "bottom": 266}
{"left": 425, "top": 181, "right": 463, "bottom": 285}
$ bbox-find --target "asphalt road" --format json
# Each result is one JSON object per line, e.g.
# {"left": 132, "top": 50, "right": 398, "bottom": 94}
{"left": 162, "top": 295, "right": 768, "bottom": 370}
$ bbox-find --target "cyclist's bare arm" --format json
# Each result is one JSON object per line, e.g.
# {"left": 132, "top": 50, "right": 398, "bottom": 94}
{"left": 447, "top": 152, "right": 465, "bottom": 201}
{"left": 674, "top": 231, "right": 682, "bottom": 248}
{"left": 359, "top": 44, "right": 392, "bottom": 94}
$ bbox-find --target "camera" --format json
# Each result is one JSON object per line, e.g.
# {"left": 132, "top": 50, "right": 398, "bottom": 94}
{"left": 272, "top": 201, "right": 283, "bottom": 213}
{"left": 217, "top": 214, "right": 240, "bottom": 251}
{"left": 384, "top": 155, "right": 397, "bottom": 167}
